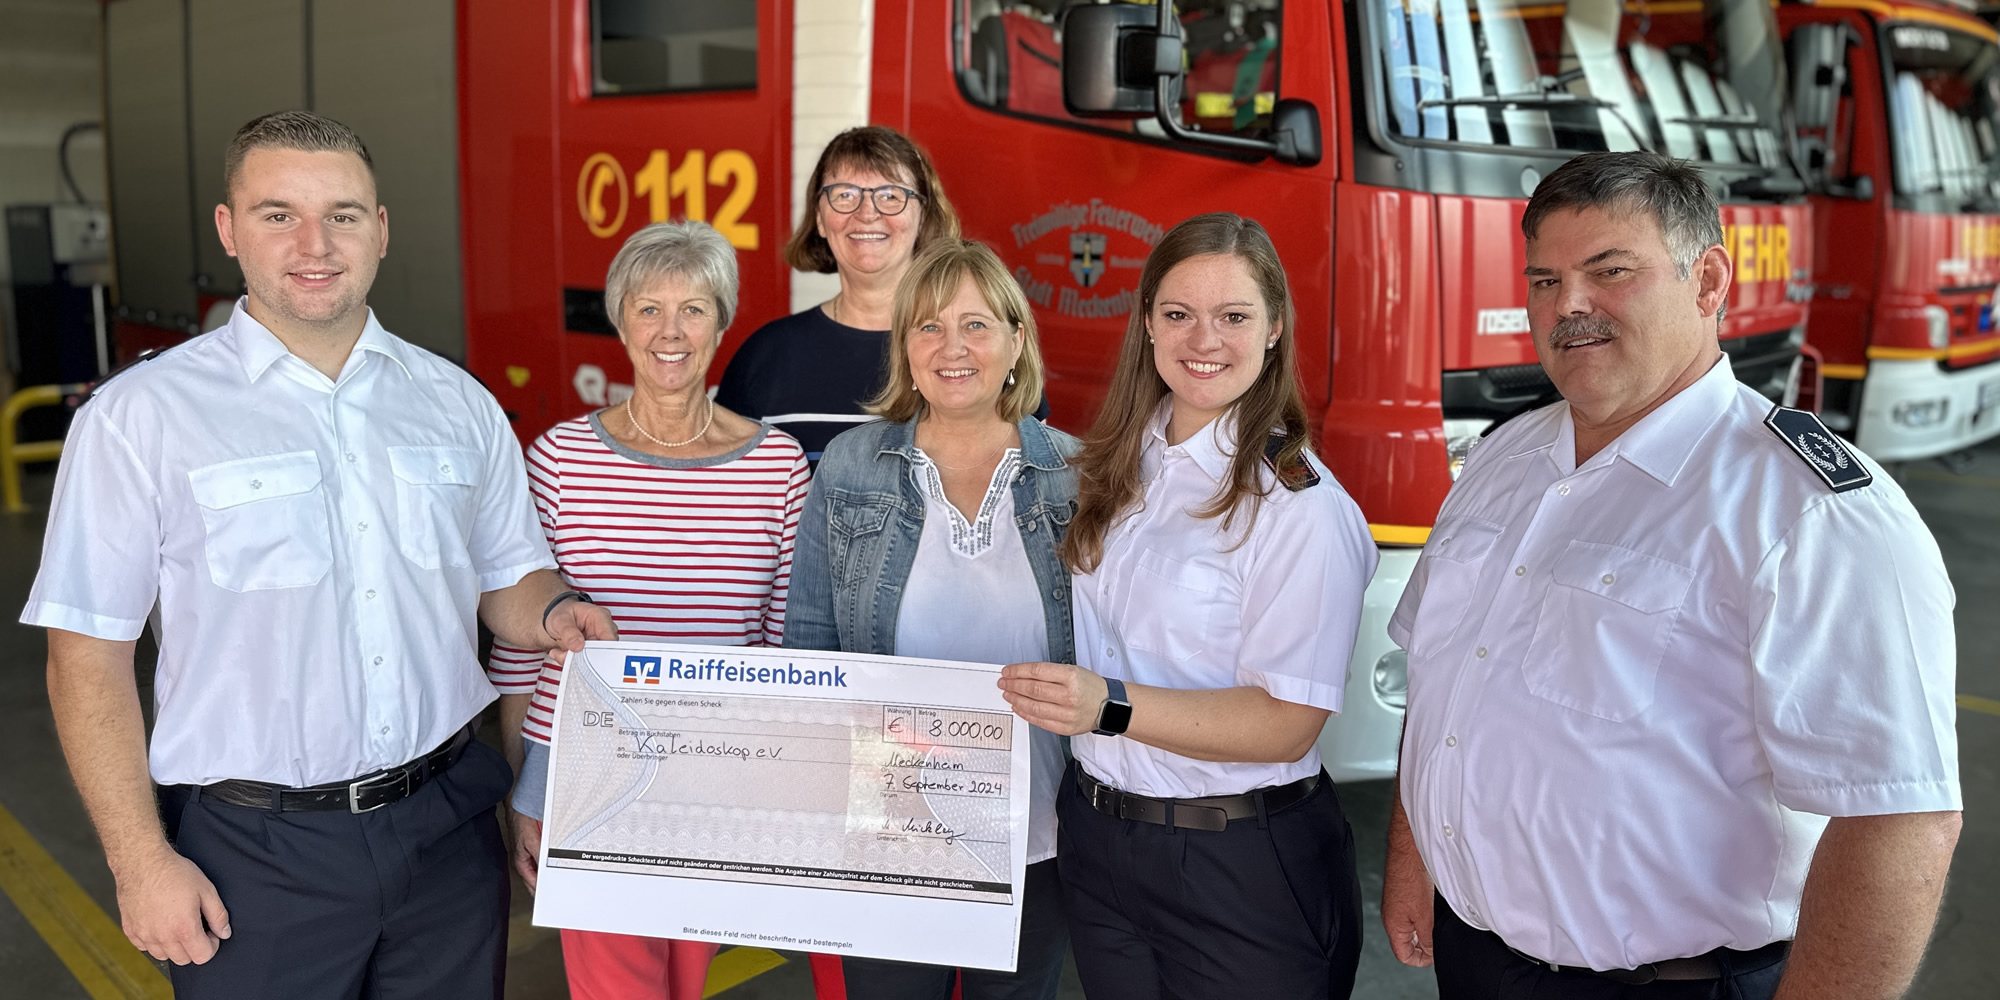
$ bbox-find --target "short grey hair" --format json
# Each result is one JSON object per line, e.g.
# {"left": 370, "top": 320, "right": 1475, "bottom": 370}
{"left": 1522, "top": 152, "right": 1725, "bottom": 282}
{"left": 225, "top": 111, "right": 373, "bottom": 204}
{"left": 604, "top": 221, "right": 741, "bottom": 333}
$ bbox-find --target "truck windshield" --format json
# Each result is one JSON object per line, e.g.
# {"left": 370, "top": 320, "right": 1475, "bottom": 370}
{"left": 1369, "top": 0, "right": 1799, "bottom": 184}
{"left": 1882, "top": 23, "right": 2000, "bottom": 208}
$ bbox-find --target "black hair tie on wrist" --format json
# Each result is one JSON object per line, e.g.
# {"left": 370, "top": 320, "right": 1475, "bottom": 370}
{"left": 542, "top": 590, "right": 594, "bottom": 634}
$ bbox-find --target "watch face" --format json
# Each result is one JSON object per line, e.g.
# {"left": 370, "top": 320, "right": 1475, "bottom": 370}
{"left": 1096, "top": 699, "right": 1134, "bottom": 736}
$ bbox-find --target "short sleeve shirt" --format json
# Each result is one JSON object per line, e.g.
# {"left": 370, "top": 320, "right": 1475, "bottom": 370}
{"left": 1071, "top": 402, "right": 1379, "bottom": 799}
{"left": 22, "top": 302, "right": 555, "bottom": 786}
{"left": 1390, "top": 357, "right": 1960, "bottom": 970}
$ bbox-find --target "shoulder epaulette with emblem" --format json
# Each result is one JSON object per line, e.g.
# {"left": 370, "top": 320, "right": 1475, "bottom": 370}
{"left": 78, "top": 347, "right": 169, "bottom": 404}
{"left": 1263, "top": 433, "right": 1320, "bottom": 491}
{"left": 1764, "top": 405, "right": 1872, "bottom": 492}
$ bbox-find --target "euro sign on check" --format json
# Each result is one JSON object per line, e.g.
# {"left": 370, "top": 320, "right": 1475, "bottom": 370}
{"left": 534, "top": 641, "right": 1033, "bottom": 971}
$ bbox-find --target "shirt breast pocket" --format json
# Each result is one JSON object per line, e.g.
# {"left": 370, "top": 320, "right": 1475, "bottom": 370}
{"left": 826, "top": 497, "right": 894, "bottom": 588}
{"left": 187, "top": 452, "right": 333, "bottom": 592}
{"left": 1406, "top": 518, "right": 1505, "bottom": 658}
{"left": 1119, "top": 548, "right": 1216, "bottom": 662}
{"left": 388, "top": 446, "right": 480, "bottom": 570}
{"left": 1520, "top": 541, "right": 1694, "bottom": 722}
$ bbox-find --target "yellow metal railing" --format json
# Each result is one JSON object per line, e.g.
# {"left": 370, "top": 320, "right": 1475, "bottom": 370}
{"left": 2, "top": 383, "right": 87, "bottom": 513}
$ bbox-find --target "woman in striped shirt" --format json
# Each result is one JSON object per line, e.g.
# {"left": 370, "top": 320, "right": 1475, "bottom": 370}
{"left": 491, "top": 221, "right": 810, "bottom": 1000}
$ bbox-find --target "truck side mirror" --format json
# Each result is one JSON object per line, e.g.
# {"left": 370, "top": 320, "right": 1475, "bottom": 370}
{"left": 1787, "top": 23, "right": 1871, "bottom": 196}
{"left": 1060, "top": 2, "right": 1321, "bottom": 167}
{"left": 1834, "top": 174, "right": 1875, "bottom": 201}
{"left": 1061, "top": 3, "right": 1167, "bottom": 119}
{"left": 1271, "top": 98, "right": 1323, "bottom": 167}
{"left": 1789, "top": 25, "right": 1844, "bottom": 133}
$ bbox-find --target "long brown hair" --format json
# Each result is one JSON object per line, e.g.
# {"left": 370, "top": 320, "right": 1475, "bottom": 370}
{"left": 782, "top": 126, "right": 961, "bottom": 274}
{"left": 1060, "top": 213, "right": 1310, "bottom": 574}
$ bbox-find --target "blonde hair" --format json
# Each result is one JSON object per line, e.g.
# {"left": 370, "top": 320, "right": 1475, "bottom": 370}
{"left": 1060, "top": 213, "right": 1310, "bottom": 574}
{"left": 868, "top": 239, "right": 1045, "bottom": 424}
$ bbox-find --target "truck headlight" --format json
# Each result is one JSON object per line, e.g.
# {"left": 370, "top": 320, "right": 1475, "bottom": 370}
{"left": 1925, "top": 305, "right": 1950, "bottom": 349}
{"left": 1892, "top": 398, "right": 1949, "bottom": 428}
{"left": 1373, "top": 648, "right": 1409, "bottom": 710}
{"left": 1444, "top": 418, "right": 1496, "bottom": 481}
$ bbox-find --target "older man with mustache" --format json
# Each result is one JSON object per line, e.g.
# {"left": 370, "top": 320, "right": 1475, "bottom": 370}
{"left": 1380, "top": 152, "right": 1961, "bottom": 1000}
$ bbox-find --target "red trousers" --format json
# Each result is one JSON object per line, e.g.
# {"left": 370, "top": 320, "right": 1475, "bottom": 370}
{"left": 559, "top": 930, "right": 719, "bottom": 1000}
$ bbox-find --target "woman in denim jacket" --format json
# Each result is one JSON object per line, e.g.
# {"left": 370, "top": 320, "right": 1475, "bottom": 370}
{"left": 785, "top": 239, "right": 1078, "bottom": 1000}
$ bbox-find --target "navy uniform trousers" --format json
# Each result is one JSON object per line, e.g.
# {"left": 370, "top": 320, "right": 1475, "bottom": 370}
{"left": 1433, "top": 896, "right": 1789, "bottom": 1000}
{"left": 1056, "top": 763, "right": 1362, "bottom": 999}
{"left": 157, "top": 737, "right": 515, "bottom": 1000}
{"left": 843, "top": 858, "right": 1069, "bottom": 1000}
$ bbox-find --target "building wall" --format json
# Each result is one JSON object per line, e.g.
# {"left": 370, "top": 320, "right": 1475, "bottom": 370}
{"left": 99, "top": 0, "right": 463, "bottom": 358}
{"left": 0, "top": 0, "right": 106, "bottom": 384}
{"left": 791, "top": 0, "right": 873, "bottom": 313}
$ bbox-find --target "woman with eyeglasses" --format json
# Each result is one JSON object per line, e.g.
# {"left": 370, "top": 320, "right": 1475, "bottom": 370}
{"left": 715, "top": 126, "right": 961, "bottom": 464}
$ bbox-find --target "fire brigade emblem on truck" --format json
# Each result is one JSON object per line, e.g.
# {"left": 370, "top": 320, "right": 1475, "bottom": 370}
{"left": 1070, "top": 232, "right": 1107, "bottom": 288}
{"left": 1764, "top": 405, "right": 1873, "bottom": 493}
{"left": 1009, "top": 199, "right": 1162, "bottom": 319}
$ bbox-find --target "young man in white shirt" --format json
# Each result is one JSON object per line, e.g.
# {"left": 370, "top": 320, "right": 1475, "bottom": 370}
{"left": 25, "top": 111, "right": 614, "bottom": 999}
{"left": 1382, "top": 151, "right": 1961, "bottom": 999}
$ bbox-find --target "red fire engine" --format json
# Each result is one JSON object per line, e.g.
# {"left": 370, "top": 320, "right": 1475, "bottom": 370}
{"left": 1781, "top": 0, "right": 2000, "bottom": 462}
{"left": 84, "top": 0, "right": 1817, "bottom": 783}
{"left": 457, "top": 0, "right": 1814, "bottom": 782}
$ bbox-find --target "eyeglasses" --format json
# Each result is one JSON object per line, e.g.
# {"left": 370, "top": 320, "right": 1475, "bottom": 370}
{"left": 819, "top": 183, "right": 921, "bottom": 216}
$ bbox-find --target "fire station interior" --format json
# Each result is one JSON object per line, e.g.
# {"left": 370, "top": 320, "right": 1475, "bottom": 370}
{"left": 3, "top": 0, "right": 1999, "bottom": 997}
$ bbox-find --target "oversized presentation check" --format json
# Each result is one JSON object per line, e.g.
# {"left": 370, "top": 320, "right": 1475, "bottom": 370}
{"left": 534, "top": 640, "right": 1033, "bottom": 971}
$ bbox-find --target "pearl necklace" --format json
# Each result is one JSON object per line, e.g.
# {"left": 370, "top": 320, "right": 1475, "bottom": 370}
{"left": 625, "top": 396, "right": 713, "bottom": 449}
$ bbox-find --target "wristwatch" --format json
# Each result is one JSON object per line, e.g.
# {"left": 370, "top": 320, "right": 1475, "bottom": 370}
{"left": 1092, "top": 677, "right": 1133, "bottom": 737}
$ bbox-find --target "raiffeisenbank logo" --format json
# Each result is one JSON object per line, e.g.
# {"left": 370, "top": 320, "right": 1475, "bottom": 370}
{"left": 622, "top": 654, "right": 662, "bottom": 685}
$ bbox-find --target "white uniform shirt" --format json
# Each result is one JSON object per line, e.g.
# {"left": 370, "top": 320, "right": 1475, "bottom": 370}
{"left": 1072, "top": 403, "right": 1378, "bottom": 799}
{"left": 22, "top": 302, "right": 555, "bottom": 787}
{"left": 1391, "top": 357, "right": 1960, "bottom": 971}
{"left": 895, "top": 448, "right": 1060, "bottom": 864}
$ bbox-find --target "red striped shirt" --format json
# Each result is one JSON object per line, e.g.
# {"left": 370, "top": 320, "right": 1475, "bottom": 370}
{"left": 485, "top": 415, "right": 810, "bottom": 745}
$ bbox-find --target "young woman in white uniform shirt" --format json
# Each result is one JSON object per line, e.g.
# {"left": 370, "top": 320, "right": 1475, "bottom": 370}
{"left": 1001, "top": 213, "right": 1377, "bottom": 1000}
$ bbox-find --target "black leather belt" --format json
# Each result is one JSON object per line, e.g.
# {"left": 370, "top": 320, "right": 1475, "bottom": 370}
{"left": 1074, "top": 766, "right": 1320, "bottom": 833}
{"left": 197, "top": 725, "right": 476, "bottom": 813}
{"left": 1506, "top": 939, "right": 1790, "bottom": 985}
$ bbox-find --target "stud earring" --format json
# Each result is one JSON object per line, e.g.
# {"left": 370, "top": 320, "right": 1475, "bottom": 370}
{"left": 1266, "top": 340, "right": 1277, "bottom": 351}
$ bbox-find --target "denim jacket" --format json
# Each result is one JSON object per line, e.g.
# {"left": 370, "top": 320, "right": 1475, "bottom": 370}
{"left": 784, "top": 414, "right": 1080, "bottom": 663}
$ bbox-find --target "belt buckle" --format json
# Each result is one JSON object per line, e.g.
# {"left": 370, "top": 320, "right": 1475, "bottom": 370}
{"left": 348, "top": 768, "right": 409, "bottom": 814}
{"left": 1090, "top": 781, "right": 1117, "bottom": 815}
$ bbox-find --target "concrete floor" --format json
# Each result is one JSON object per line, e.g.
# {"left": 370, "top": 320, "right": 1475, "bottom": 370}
{"left": 2, "top": 436, "right": 1996, "bottom": 999}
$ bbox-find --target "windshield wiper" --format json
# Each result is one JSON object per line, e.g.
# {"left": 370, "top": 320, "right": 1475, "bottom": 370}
{"left": 1415, "top": 92, "right": 1656, "bottom": 152}
{"left": 1654, "top": 116, "right": 1807, "bottom": 198}
{"left": 1726, "top": 174, "right": 1807, "bottom": 198}
{"left": 1665, "top": 114, "right": 1768, "bottom": 131}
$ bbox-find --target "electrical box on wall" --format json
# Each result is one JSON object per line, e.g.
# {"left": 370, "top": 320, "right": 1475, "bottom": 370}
{"left": 7, "top": 202, "right": 112, "bottom": 440}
